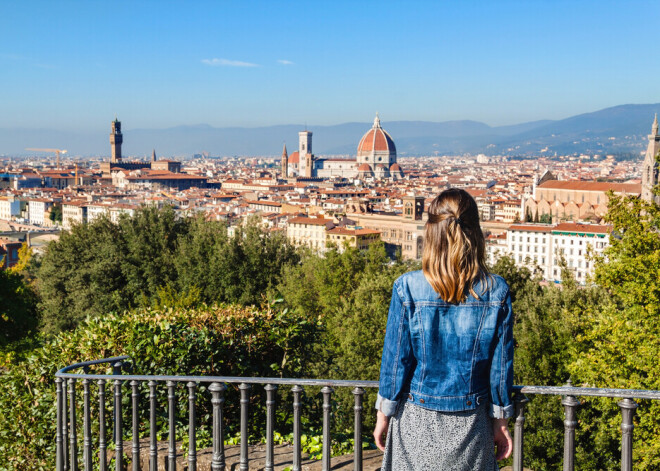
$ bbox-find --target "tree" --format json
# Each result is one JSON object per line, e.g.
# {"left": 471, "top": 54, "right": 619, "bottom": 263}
{"left": 569, "top": 183, "right": 660, "bottom": 470}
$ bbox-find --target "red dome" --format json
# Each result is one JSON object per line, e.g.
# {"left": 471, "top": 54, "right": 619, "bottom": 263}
{"left": 358, "top": 163, "right": 372, "bottom": 171}
{"left": 288, "top": 151, "right": 300, "bottom": 164}
{"left": 390, "top": 163, "right": 402, "bottom": 171}
{"left": 357, "top": 115, "right": 396, "bottom": 155}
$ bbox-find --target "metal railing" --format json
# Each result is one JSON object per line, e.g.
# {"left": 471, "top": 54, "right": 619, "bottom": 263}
{"left": 55, "top": 356, "right": 660, "bottom": 471}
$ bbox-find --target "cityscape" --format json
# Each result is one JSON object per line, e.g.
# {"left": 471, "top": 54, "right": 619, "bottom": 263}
{"left": 2, "top": 2, "right": 660, "bottom": 470}
{"left": 0, "top": 111, "right": 656, "bottom": 285}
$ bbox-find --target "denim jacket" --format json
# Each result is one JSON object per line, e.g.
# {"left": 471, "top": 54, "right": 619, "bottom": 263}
{"left": 375, "top": 270, "right": 514, "bottom": 419}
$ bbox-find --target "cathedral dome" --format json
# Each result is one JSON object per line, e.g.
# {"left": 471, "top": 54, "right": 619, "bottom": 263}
{"left": 358, "top": 163, "right": 373, "bottom": 172}
{"left": 357, "top": 115, "right": 396, "bottom": 155}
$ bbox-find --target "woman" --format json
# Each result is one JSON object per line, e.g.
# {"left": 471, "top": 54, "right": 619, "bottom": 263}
{"left": 373, "top": 188, "right": 513, "bottom": 470}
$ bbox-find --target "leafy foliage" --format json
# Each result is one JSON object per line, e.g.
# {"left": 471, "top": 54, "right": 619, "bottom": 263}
{"left": 0, "top": 303, "right": 319, "bottom": 470}
{"left": 568, "top": 185, "right": 660, "bottom": 470}
{"left": 35, "top": 208, "right": 299, "bottom": 333}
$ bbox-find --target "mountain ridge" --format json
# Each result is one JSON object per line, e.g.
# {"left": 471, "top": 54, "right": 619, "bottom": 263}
{"left": 2, "top": 104, "right": 659, "bottom": 158}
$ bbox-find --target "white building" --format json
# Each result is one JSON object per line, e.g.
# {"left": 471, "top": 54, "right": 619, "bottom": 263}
{"left": 497, "top": 222, "right": 610, "bottom": 283}
{"left": 27, "top": 199, "right": 55, "bottom": 226}
{"left": 0, "top": 196, "right": 21, "bottom": 220}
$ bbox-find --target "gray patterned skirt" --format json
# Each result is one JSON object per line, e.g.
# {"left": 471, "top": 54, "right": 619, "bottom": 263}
{"left": 381, "top": 400, "right": 498, "bottom": 471}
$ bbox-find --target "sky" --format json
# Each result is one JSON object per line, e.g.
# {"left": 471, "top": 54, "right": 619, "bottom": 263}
{"left": 2, "top": 0, "right": 660, "bottom": 131}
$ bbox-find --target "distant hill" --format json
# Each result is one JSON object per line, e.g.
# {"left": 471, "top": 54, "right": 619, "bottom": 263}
{"left": 2, "top": 104, "right": 659, "bottom": 158}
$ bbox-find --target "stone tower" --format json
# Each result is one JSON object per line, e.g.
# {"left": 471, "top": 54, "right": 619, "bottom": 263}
{"left": 642, "top": 115, "right": 660, "bottom": 204}
{"left": 110, "top": 118, "right": 123, "bottom": 163}
{"left": 402, "top": 195, "right": 425, "bottom": 220}
{"left": 298, "top": 131, "right": 313, "bottom": 178}
{"left": 281, "top": 143, "right": 288, "bottom": 178}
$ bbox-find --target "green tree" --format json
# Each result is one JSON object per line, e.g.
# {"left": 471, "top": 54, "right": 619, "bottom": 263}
{"left": 569, "top": 184, "right": 660, "bottom": 470}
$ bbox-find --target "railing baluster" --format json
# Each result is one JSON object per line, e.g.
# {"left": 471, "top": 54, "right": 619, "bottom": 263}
{"left": 69, "top": 379, "right": 78, "bottom": 471}
{"left": 56, "top": 377, "right": 64, "bottom": 471}
{"left": 167, "top": 381, "right": 177, "bottom": 471}
{"left": 63, "top": 378, "right": 69, "bottom": 471}
{"left": 131, "top": 381, "right": 140, "bottom": 471}
{"left": 321, "top": 386, "right": 334, "bottom": 471}
{"left": 113, "top": 360, "right": 124, "bottom": 471}
{"left": 352, "top": 387, "right": 364, "bottom": 471}
{"left": 561, "top": 381, "right": 579, "bottom": 471}
{"left": 83, "top": 377, "right": 92, "bottom": 471}
{"left": 239, "top": 383, "right": 251, "bottom": 471}
{"left": 148, "top": 381, "right": 157, "bottom": 471}
{"left": 98, "top": 380, "right": 107, "bottom": 471}
{"left": 265, "top": 384, "right": 277, "bottom": 471}
{"left": 291, "top": 385, "right": 303, "bottom": 471}
{"left": 618, "top": 398, "right": 637, "bottom": 471}
{"left": 187, "top": 381, "right": 197, "bottom": 471}
{"left": 512, "top": 392, "right": 529, "bottom": 471}
{"left": 209, "top": 382, "right": 227, "bottom": 471}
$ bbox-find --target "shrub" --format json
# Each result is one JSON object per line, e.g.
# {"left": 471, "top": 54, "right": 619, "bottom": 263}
{"left": 0, "top": 303, "right": 319, "bottom": 470}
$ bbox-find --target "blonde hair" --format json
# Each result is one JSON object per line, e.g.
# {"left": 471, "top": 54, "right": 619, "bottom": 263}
{"left": 422, "top": 188, "right": 488, "bottom": 303}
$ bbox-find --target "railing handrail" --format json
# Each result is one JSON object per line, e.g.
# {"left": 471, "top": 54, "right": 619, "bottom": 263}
{"left": 55, "top": 355, "right": 660, "bottom": 471}
{"left": 56, "top": 355, "right": 660, "bottom": 400}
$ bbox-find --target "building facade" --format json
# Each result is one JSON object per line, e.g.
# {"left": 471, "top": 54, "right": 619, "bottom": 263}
{"left": 498, "top": 222, "right": 611, "bottom": 283}
{"left": 642, "top": 115, "right": 660, "bottom": 204}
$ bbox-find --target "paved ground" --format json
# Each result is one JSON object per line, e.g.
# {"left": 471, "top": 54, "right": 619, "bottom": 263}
{"left": 121, "top": 440, "right": 385, "bottom": 470}
{"left": 119, "top": 440, "right": 532, "bottom": 470}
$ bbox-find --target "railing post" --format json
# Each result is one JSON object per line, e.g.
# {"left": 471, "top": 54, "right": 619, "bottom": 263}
{"left": 83, "top": 377, "right": 93, "bottom": 471}
{"left": 561, "top": 381, "right": 579, "bottom": 471}
{"left": 167, "top": 381, "right": 177, "bottom": 471}
{"left": 187, "top": 382, "right": 198, "bottom": 471}
{"left": 291, "top": 385, "right": 303, "bottom": 471}
{"left": 352, "top": 387, "right": 364, "bottom": 471}
{"left": 321, "top": 386, "right": 334, "bottom": 471}
{"left": 265, "top": 384, "right": 277, "bottom": 471}
{"left": 618, "top": 398, "right": 637, "bottom": 471}
{"left": 130, "top": 380, "right": 140, "bottom": 471}
{"left": 148, "top": 381, "right": 158, "bottom": 471}
{"left": 113, "top": 361, "right": 124, "bottom": 471}
{"left": 69, "top": 378, "right": 78, "bottom": 471}
{"left": 56, "top": 377, "right": 64, "bottom": 471}
{"left": 63, "top": 378, "right": 69, "bottom": 471}
{"left": 209, "top": 382, "right": 227, "bottom": 471}
{"left": 239, "top": 383, "right": 251, "bottom": 471}
{"left": 512, "top": 392, "right": 529, "bottom": 471}
{"left": 98, "top": 379, "right": 107, "bottom": 471}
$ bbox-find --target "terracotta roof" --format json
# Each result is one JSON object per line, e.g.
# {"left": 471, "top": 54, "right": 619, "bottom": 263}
{"left": 357, "top": 115, "right": 396, "bottom": 154}
{"left": 289, "top": 151, "right": 300, "bottom": 164}
{"left": 538, "top": 180, "right": 641, "bottom": 193}
{"left": 553, "top": 223, "right": 611, "bottom": 234}
{"left": 358, "top": 163, "right": 373, "bottom": 171}
{"left": 508, "top": 224, "right": 554, "bottom": 232}
{"left": 288, "top": 216, "right": 333, "bottom": 226}
{"left": 327, "top": 227, "right": 380, "bottom": 236}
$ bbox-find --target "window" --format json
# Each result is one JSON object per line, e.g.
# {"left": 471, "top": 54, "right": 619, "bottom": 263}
{"left": 535, "top": 237, "right": 538, "bottom": 243}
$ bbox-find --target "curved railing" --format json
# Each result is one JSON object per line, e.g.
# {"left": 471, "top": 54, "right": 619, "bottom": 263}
{"left": 55, "top": 356, "right": 660, "bottom": 471}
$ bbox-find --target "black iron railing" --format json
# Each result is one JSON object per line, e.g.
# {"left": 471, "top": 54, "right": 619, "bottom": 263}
{"left": 55, "top": 356, "right": 660, "bottom": 471}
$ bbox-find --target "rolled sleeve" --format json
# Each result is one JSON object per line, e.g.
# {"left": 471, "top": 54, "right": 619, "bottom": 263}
{"left": 489, "top": 287, "right": 514, "bottom": 419}
{"left": 376, "top": 282, "right": 414, "bottom": 417}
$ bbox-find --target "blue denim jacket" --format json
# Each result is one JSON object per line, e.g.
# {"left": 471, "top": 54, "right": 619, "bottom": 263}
{"left": 375, "top": 270, "right": 514, "bottom": 419}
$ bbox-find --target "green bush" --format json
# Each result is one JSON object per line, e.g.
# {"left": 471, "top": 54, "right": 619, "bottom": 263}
{"left": 0, "top": 303, "right": 319, "bottom": 471}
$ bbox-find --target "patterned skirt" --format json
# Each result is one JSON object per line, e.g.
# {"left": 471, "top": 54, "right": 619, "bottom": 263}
{"left": 381, "top": 400, "right": 498, "bottom": 471}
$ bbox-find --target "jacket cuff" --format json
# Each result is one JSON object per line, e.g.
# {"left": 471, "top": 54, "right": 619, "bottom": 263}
{"left": 375, "top": 393, "right": 399, "bottom": 417}
{"left": 490, "top": 403, "right": 514, "bottom": 419}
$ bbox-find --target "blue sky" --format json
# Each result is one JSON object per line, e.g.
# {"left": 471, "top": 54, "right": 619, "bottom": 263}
{"left": 2, "top": 0, "right": 659, "bottom": 131}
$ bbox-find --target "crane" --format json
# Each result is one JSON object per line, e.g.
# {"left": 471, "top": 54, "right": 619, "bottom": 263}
{"left": 25, "top": 148, "right": 68, "bottom": 169}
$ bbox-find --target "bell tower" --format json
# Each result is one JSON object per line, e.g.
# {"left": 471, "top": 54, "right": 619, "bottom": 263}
{"left": 110, "top": 118, "right": 123, "bottom": 163}
{"left": 298, "top": 130, "right": 313, "bottom": 177}
{"left": 642, "top": 114, "right": 660, "bottom": 204}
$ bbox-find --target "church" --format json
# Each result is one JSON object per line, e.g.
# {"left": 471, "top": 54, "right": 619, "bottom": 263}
{"left": 281, "top": 115, "right": 404, "bottom": 180}
{"left": 642, "top": 115, "right": 660, "bottom": 204}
